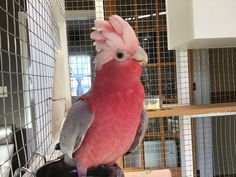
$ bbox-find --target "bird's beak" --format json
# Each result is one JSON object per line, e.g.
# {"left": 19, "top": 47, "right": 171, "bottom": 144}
{"left": 133, "top": 46, "right": 148, "bottom": 66}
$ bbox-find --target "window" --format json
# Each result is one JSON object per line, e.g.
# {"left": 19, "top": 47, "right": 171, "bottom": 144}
{"left": 66, "top": 19, "right": 96, "bottom": 101}
{"left": 69, "top": 55, "right": 92, "bottom": 97}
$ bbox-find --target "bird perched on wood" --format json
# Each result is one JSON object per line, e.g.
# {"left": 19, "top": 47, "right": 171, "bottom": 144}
{"left": 59, "top": 15, "right": 148, "bottom": 177}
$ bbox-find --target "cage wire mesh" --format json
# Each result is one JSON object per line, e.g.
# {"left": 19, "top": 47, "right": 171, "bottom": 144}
{"left": 190, "top": 113, "right": 236, "bottom": 177}
{"left": 0, "top": 0, "right": 63, "bottom": 176}
{"left": 191, "top": 48, "right": 236, "bottom": 105}
{"left": 189, "top": 48, "right": 236, "bottom": 177}
{"left": 65, "top": 0, "right": 180, "bottom": 175}
{"left": 1, "top": 0, "right": 236, "bottom": 177}
{"left": 65, "top": 1, "right": 236, "bottom": 177}
{"left": 67, "top": 19, "right": 95, "bottom": 103}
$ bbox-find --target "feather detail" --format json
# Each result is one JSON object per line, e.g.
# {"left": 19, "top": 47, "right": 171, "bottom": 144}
{"left": 94, "top": 20, "right": 114, "bottom": 31}
{"left": 93, "top": 48, "right": 116, "bottom": 70}
{"left": 90, "top": 31, "right": 105, "bottom": 41}
{"left": 102, "top": 31, "right": 125, "bottom": 49}
{"left": 91, "top": 15, "right": 140, "bottom": 70}
{"left": 108, "top": 16, "right": 123, "bottom": 35}
{"left": 95, "top": 43, "right": 109, "bottom": 52}
{"left": 109, "top": 15, "right": 139, "bottom": 52}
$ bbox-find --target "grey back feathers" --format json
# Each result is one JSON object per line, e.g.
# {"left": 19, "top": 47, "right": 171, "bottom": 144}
{"left": 60, "top": 100, "right": 148, "bottom": 160}
{"left": 127, "top": 109, "right": 148, "bottom": 153}
{"left": 59, "top": 100, "right": 94, "bottom": 158}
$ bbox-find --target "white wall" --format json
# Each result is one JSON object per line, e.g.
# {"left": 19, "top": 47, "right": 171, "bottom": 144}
{"left": 192, "top": 0, "right": 236, "bottom": 38}
{"left": 166, "top": 0, "right": 193, "bottom": 49}
{"left": 166, "top": 0, "right": 236, "bottom": 50}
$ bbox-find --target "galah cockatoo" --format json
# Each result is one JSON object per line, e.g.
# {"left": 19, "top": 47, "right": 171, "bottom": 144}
{"left": 59, "top": 15, "right": 148, "bottom": 177}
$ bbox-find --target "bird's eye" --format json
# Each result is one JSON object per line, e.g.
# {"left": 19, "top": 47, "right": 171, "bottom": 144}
{"left": 116, "top": 52, "right": 124, "bottom": 59}
{"left": 115, "top": 50, "right": 128, "bottom": 62}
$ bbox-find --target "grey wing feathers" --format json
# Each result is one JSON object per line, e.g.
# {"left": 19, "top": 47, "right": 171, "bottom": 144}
{"left": 127, "top": 109, "right": 148, "bottom": 153}
{"left": 59, "top": 100, "right": 94, "bottom": 158}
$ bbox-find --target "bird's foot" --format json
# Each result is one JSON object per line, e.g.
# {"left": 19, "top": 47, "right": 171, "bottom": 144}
{"left": 78, "top": 170, "right": 87, "bottom": 177}
{"left": 87, "top": 164, "right": 124, "bottom": 177}
{"left": 77, "top": 166, "right": 87, "bottom": 177}
{"left": 105, "top": 164, "right": 125, "bottom": 177}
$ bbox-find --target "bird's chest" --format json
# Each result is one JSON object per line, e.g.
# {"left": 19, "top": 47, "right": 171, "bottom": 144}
{"left": 78, "top": 88, "right": 144, "bottom": 165}
{"left": 88, "top": 89, "right": 143, "bottom": 142}
{"left": 95, "top": 89, "right": 141, "bottom": 122}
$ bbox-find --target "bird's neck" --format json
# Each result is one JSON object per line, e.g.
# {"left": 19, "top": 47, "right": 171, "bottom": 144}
{"left": 92, "top": 59, "right": 143, "bottom": 92}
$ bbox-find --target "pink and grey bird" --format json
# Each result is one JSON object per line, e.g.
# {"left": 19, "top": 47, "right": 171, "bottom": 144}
{"left": 59, "top": 15, "right": 148, "bottom": 177}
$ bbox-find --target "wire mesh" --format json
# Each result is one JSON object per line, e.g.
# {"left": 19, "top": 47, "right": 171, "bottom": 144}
{"left": 65, "top": 0, "right": 180, "bottom": 175}
{"left": 191, "top": 48, "right": 236, "bottom": 104}
{"left": 65, "top": 1, "right": 236, "bottom": 177}
{"left": 65, "top": 0, "right": 95, "bottom": 11}
{"left": 56, "top": 0, "right": 66, "bottom": 17}
{"left": 66, "top": 0, "right": 177, "bottom": 103}
{"left": 0, "top": 0, "right": 63, "bottom": 176}
{"left": 192, "top": 114, "right": 236, "bottom": 177}
{"left": 66, "top": 19, "right": 95, "bottom": 102}
{"left": 123, "top": 116, "right": 180, "bottom": 170}
{"left": 1, "top": 0, "right": 235, "bottom": 177}
{"left": 209, "top": 48, "right": 236, "bottom": 104}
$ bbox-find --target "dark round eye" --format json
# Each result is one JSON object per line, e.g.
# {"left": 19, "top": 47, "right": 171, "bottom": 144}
{"left": 116, "top": 52, "right": 124, "bottom": 59}
{"left": 115, "top": 50, "right": 129, "bottom": 62}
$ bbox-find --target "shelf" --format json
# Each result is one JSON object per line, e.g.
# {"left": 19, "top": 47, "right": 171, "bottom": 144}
{"left": 145, "top": 132, "right": 179, "bottom": 138}
{"left": 147, "top": 102, "right": 236, "bottom": 118}
{"left": 145, "top": 62, "right": 176, "bottom": 68}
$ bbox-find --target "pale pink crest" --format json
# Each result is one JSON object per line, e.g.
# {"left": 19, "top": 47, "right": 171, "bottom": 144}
{"left": 93, "top": 48, "right": 116, "bottom": 70}
{"left": 91, "top": 15, "right": 140, "bottom": 70}
{"left": 109, "top": 15, "right": 139, "bottom": 52}
{"left": 90, "top": 31, "right": 105, "bottom": 41}
{"left": 102, "top": 31, "right": 125, "bottom": 49}
{"left": 93, "top": 20, "right": 114, "bottom": 31}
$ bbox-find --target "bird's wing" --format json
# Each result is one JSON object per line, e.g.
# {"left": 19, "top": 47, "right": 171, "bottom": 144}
{"left": 59, "top": 99, "right": 94, "bottom": 158}
{"left": 126, "top": 109, "right": 148, "bottom": 154}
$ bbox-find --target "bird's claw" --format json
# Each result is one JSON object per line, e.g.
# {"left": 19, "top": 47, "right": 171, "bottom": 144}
{"left": 106, "top": 164, "right": 125, "bottom": 177}
{"left": 86, "top": 164, "right": 124, "bottom": 177}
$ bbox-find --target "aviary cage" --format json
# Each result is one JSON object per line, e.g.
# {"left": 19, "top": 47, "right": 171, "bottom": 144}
{"left": 0, "top": 0, "right": 236, "bottom": 177}
{"left": 0, "top": 0, "right": 68, "bottom": 176}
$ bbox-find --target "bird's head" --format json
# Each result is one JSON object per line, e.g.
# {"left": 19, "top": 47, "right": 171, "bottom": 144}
{"left": 91, "top": 15, "right": 148, "bottom": 71}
